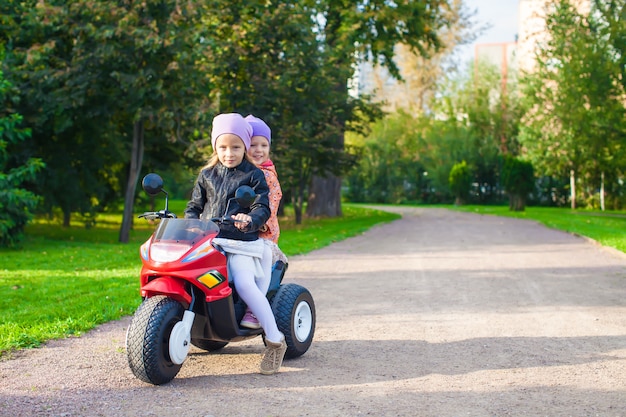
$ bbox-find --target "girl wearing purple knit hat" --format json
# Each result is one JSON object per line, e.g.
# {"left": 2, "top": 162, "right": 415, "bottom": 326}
{"left": 239, "top": 114, "right": 288, "bottom": 330}
{"left": 184, "top": 113, "right": 287, "bottom": 375}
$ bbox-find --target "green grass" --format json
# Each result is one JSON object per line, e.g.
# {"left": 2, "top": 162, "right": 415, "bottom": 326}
{"left": 0, "top": 203, "right": 399, "bottom": 356}
{"left": 450, "top": 205, "right": 626, "bottom": 253}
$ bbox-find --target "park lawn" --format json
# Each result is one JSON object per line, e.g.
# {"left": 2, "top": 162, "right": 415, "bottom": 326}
{"left": 450, "top": 205, "right": 626, "bottom": 253}
{"left": 0, "top": 204, "right": 399, "bottom": 356}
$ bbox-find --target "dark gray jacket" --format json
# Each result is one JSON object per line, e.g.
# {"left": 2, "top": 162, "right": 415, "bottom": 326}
{"left": 184, "top": 159, "right": 270, "bottom": 241}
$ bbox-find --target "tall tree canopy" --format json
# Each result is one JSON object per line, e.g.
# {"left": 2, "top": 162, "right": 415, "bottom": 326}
{"left": 1, "top": 0, "right": 466, "bottom": 234}
{"left": 197, "top": 0, "right": 381, "bottom": 223}
{"left": 305, "top": 0, "right": 458, "bottom": 217}
{"left": 519, "top": 0, "right": 626, "bottom": 208}
{"left": 0, "top": 55, "right": 45, "bottom": 247}
{"left": 2, "top": 0, "right": 212, "bottom": 241}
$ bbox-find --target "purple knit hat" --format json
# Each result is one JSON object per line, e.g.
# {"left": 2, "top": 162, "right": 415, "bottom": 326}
{"left": 211, "top": 113, "right": 253, "bottom": 150}
{"left": 244, "top": 114, "right": 271, "bottom": 144}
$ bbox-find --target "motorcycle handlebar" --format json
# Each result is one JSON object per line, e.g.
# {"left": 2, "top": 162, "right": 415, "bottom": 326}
{"left": 210, "top": 216, "right": 245, "bottom": 224}
{"left": 138, "top": 211, "right": 177, "bottom": 220}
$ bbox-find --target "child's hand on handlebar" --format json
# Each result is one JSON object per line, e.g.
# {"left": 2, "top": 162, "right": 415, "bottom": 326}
{"left": 231, "top": 213, "right": 252, "bottom": 230}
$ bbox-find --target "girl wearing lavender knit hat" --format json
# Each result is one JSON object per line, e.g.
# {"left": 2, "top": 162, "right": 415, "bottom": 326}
{"left": 184, "top": 113, "right": 287, "bottom": 375}
{"left": 239, "top": 114, "right": 288, "bottom": 331}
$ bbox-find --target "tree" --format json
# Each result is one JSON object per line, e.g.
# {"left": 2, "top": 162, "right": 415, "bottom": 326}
{"left": 344, "top": 53, "right": 525, "bottom": 206}
{"left": 345, "top": 112, "right": 441, "bottom": 203}
{"left": 306, "top": 0, "right": 460, "bottom": 217}
{"left": 199, "top": 0, "right": 380, "bottom": 223}
{"left": 1, "top": 0, "right": 117, "bottom": 226}
{"left": 449, "top": 160, "right": 472, "bottom": 205}
{"left": 3, "top": 1, "right": 212, "bottom": 240}
{"left": 519, "top": 0, "right": 626, "bottom": 209}
{"left": 345, "top": 111, "right": 429, "bottom": 204}
{"left": 393, "top": 60, "right": 521, "bottom": 205}
{"left": 434, "top": 60, "right": 522, "bottom": 203}
{"left": 501, "top": 156, "right": 535, "bottom": 211}
{"left": 71, "top": 1, "right": 212, "bottom": 242}
{"left": 0, "top": 62, "right": 45, "bottom": 247}
{"left": 357, "top": 0, "right": 479, "bottom": 113}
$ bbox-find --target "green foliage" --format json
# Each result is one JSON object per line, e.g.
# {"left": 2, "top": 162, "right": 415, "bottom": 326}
{"left": 501, "top": 156, "right": 535, "bottom": 211}
{"left": 435, "top": 60, "right": 521, "bottom": 203}
{"left": 0, "top": 0, "right": 472, "bottom": 225}
{"left": 198, "top": 0, "right": 387, "bottom": 221}
{"left": 344, "top": 111, "right": 428, "bottom": 204}
{"left": 0, "top": 204, "right": 398, "bottom": 355}
{"left": 448, "top": 160, "right": 472, "bottom": 205}
{"left": 300, "top": 0, "right": 456, "bottom": 216}
{"left": 518, "top": 0, "right": 626, "bottom": 208}
{"left": 2, "top": 0, "right": 213, "bottom": 232}
{"left": 344, "top": 57, "right": 523, "bottom": 207}
{"left": 0, "top": 62, "right": 45, "bottom": 247}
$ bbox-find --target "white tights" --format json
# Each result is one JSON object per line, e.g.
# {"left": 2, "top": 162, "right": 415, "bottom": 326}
{"left": 259, "top": 241, "right": 273, "bottom": 294}
{"left": 228, "top": 253, "right": 282, "bottom": 343}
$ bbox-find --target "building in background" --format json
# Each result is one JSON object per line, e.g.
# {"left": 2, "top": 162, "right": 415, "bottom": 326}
{"left": 517, "top": 0, "right": 590, "bottom": 72}
{"left": 474, "top": 41, "right": 518, "bottom": 92}
{"left": 350, "top": 43, "right": 442, "bottom": 113}
{"left": 517, "top": 0, "right": 547, "bottom": 72}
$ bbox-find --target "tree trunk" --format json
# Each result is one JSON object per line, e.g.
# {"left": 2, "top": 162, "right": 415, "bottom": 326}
{"left": 63, "top": 209, "right": 71, "bottom": 227}
{"left": 306, "top": 175, "right": 343, "bottom": 217}
{"left": 570, "top": 169, "right": 576, "bottom": 209}
{"left": 600, "top": 171, "right": 605, "bottom": 211}
{"left": 305, "top": 79, "right": 346, "bottom": 218}
{"left": 292, "top": 165, "right": 308, "bottom": 225}
{"left": 509, "top": 194, "right": 526, "bottom": 211}
{"left": 305, "top": 7, "right": 348, "bottom": 219}
{"left": 292, "top": 191, "right": 302, "bottom": 225}
{"left": 119, "top": 120, "right": 145, "bottom": 243}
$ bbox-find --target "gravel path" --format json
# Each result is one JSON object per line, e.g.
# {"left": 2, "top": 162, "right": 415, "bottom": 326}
{"left": 2, "top": 207, "right": 626, "bottom": 417}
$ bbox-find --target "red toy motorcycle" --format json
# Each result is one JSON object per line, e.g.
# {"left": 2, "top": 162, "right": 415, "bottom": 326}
{"left": 126, "top": 173, "right": 315, "bottom": 385}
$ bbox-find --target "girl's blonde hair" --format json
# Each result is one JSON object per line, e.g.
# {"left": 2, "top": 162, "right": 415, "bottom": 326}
{"left": 201, "top": 151, "right": 253, "bottom": 171}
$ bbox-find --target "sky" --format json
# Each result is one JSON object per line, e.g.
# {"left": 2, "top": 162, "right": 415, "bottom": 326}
{"left": 457, "top": 0, "right": 520, "bottom": 66}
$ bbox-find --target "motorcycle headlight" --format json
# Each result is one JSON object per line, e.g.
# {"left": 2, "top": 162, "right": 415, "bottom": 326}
{"left": 150, "top": 242, "right": 193, "bottom": 262}
{"left": 182, "top": 240, "right": 215, "bottom": 263}
{"left": 140, "top": 242, "right": 150, "bottom": 261}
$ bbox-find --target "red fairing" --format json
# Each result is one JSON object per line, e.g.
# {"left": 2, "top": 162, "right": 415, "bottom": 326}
{"left": 141, "top": 278, "right": 191, "bottom": 304}
{"left": 138, "top": 218, "right": 231, "bottom": 302}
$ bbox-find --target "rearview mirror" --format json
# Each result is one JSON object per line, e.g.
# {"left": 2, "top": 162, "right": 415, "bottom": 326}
{"left": 142, "top": 173, "right": 164, "bottom": 196}
{"left": 235, "top": 186, "right": 257, "bottom": 208}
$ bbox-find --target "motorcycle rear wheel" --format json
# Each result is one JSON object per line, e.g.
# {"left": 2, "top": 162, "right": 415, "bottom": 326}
{"left": 126, "top": 296, "right": 184, "bottom": 385}
{"left": 270, "top": 283, "right": 315, "bottom": 358}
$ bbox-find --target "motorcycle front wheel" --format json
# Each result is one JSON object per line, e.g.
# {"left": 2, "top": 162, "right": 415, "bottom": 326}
{"left": 126, "top": 296, "right": 185, "bottom": 385}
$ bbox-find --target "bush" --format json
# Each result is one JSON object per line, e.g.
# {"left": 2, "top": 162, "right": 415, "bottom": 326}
{"left": 501, "top": 156, "right": 534, "bottom": 211}
{"left": 0, "top": 66, "right": 45, "bottom": 247}
{"left": 449, "top": 161, "right": 472, "bottom": 205}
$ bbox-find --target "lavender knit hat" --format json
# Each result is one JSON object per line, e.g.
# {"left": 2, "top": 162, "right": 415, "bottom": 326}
{"left": 211, "top": 113, "right": 253, "bottom": 150}
{"left": 244, "top": 114, "right": 271, "bottom": 144}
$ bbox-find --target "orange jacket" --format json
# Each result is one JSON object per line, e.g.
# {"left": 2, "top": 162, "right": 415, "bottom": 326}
{"left": 258, "top": 160, "right": 282, "bottom": 243}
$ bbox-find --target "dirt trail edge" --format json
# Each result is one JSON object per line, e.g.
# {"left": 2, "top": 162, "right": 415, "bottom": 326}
{"left": 2, "top": 207, "right": 626, "bottom": 417}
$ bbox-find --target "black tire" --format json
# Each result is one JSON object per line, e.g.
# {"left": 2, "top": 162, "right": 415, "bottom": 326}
{"left": 191, "top": 339, "right": 228, "bottom": 352}
{"left": 270, "top": 283, "right": 315, "bottom": 358}
{"left": 126, "top": 296, "right": 185, "bottom": 385}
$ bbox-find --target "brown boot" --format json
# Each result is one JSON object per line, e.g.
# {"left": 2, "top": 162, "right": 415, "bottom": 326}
{"left": 260, "top": 336, "right": 287, "bottom": 375}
